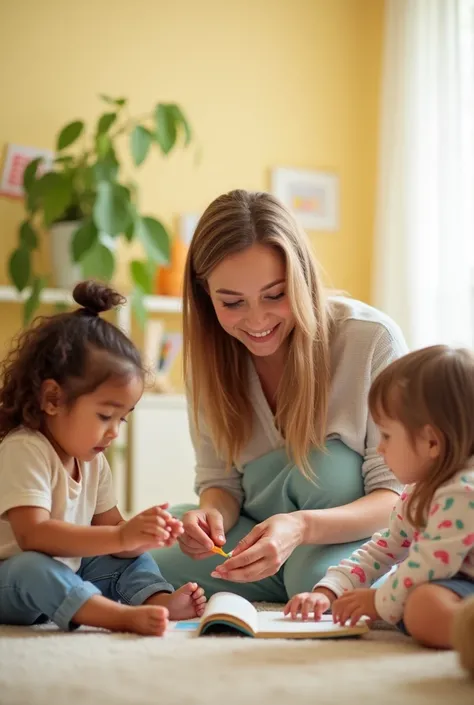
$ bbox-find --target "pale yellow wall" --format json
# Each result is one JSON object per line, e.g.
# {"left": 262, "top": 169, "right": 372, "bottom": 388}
{"left": 0, "top": 0, "right": 384, "bottom": 387}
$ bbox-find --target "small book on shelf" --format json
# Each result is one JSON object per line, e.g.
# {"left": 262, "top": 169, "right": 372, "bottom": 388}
{"left": 187, "top": 592, "right": 369, "bottom": 639}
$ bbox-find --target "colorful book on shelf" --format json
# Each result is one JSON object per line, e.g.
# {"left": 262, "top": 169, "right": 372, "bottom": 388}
{"left": 180, "top": 592, "right": 369, "bottom": 639}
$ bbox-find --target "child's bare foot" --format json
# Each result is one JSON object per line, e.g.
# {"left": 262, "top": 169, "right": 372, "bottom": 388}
{"left": 121, "top": 605, "right": 169, "bottom": 636}
{"left": 146, "top": 582, "right": 207, "bottom": 619}
{"left": 72, "top": 595, "right": 169, "bottom": 636}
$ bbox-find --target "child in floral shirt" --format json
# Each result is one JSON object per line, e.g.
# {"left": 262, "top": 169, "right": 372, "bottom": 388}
{"left": 285, "top": 345, "right": 474, "bottom": 649}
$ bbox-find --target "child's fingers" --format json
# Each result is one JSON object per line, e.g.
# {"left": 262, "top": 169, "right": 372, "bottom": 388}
{"left": 290, "top": 596, "right": 303, "bottom": 620}
{"left": 301, "top": 597, "right": 314, "bottom": 621}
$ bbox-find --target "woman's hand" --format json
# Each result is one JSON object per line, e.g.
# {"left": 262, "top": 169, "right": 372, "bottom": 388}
{"left": 178, "top": 508, "right": 227, "bottom": 560}
{"left": 211, "top": 513, "right": 305, "bottom": 583}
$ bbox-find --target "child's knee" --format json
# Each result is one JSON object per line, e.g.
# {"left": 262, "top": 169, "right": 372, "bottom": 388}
{"left": 6, "top": 551, "right": 59, "bottom": 579}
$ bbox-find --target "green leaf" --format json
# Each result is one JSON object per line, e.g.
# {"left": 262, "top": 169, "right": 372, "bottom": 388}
{"left": 97, "top": 112, "right": 117, "bottom": 135}
{"left": 8, "top": 247, "right": 31, "bottom": 292}
{"left": 37, "top": 172, "right": 73, "bottom": 225}
{"left": 19, "top": 221, "right": 38, "bottom": 250}
{"left": 24, "top": 276, "right": 46, "bottom": 325}
{"left": 95, "top": 133, "right": 113, "bottom": 159}
{"left": 56, "top": 121, "right": 84, "bottom": 151}
{"left": 71, "top": 220, "right": 99, "bottom": 262}
{"left": 130, "top": 259, "right": 153, "bottom": 294}
{"left": 99, "top": 94, "right": 127, "bottom": 107}
{"left": 54, "top": 155, "right": 75, "bottom": 165}
{"left": 169, "top": 104, "right": 192, "bottom": 145}
{"left": 93, "top": 152, "right": 119, "bottom": 182}
{"left": 93, "top": 181, "right": 132, "bottom": 236}
{"left": 23, "top": 157, "right": 42, "bottom": 191}
{"left": 130, "top": 125, "right": 152, "bottom": 167}
{"left": 131, "top": 288, "right": 147, "bottom": 328}
{"left": 80, "top": 240, "right": 115, "bottom": 281}
{"left": 136, "top": 216, "right": 170, "bottom": 264}
{"left": 124, "top": 221, "right": 135, "bottom": 242}
{"left": 155, "top": 103, "right": 177, "bottom": 155}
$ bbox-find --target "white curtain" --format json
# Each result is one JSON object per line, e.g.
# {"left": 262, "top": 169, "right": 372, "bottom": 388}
{"left": 373, "top": 0, "right": 474, "bottom": 349}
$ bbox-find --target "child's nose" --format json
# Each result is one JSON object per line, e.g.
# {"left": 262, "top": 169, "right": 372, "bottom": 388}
{"left": 106, "top": 422, "right": 120, "bottom": 440}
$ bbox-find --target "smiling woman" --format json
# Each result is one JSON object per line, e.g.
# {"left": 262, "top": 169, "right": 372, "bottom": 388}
{"left": 152, "top": 189, "right": 408, "bottom": 602}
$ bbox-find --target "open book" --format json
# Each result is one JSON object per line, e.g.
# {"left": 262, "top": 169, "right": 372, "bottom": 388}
{"left": 192, "top": 592, "right": 369, "bottom": 639}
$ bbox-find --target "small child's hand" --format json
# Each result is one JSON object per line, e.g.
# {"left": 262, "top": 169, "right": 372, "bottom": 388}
{"left": 119, "top": 505, "right": 181, "bottom": 552}
{"left": 332, "top": 588, "right": 378, "bottom": 626}
{"left": 283, "top": 589, "right": 333, "bottom": 621}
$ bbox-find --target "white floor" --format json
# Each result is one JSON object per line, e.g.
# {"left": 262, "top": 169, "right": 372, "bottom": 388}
{"left": 0, "top": 622, "right": 472, "bottom": 705}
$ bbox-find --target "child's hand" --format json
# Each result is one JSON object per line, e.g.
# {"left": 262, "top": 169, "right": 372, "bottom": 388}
{"left": 118, "top": 505, "right": 182, "bottom": 552}
{"left": 283, "top": 588, "right": 334, "bottom": 621}
{"left": 332, "top": 588, "right": 378, "bottom": 626}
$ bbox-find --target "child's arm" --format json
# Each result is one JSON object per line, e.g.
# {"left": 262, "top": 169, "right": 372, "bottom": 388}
{"left": 7, "top": 505, "right": 171, "bottom": 557}
{"left": 92, "top": 504, "right": 183, "bottom": 557}
{"left": 374, "top": 480, "right": 474, "bottom": 624}
{"left": 315, "top": 489, "right": 414, "bottom": 598}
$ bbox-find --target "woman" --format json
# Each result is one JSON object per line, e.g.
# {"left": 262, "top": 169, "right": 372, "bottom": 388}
{"left": 152, "top": 189, "right": 408, "bottom": 601}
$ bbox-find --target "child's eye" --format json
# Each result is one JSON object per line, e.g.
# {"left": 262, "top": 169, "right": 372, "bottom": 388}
{"left": 222, "top": 300, "right": 243, "bottom": 309}
{"left": 381, "top": 432, "right": 390, "bottom": 441}
{"left": 98, "top": 414, "right": 112, "bottom": 422}
{"left": 120, "top": 418, "right": 128, "bottom": 424}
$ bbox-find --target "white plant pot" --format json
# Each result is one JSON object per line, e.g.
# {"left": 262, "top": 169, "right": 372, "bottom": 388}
{"left": 50, "top": 221, "right": 82, "bottom": 290}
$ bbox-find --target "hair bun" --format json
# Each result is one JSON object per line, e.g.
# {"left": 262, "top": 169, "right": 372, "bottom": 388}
{"left": 72, "top": 280, "right": 126, "bottom": 315}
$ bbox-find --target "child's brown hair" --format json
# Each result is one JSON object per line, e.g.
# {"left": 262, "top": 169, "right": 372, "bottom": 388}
{"left": 0, "top": 280, "right": 143, "bottom": 442}
{"left": 368, "top": 345, "right": 474, "bottom": 529}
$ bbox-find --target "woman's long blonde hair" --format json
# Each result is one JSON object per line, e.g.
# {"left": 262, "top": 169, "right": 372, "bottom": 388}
{"left": 368, "top": 345, "right": 474, "bottom": 529}
{"left": 183, "top": 189, "right": 334, "bottom": 476}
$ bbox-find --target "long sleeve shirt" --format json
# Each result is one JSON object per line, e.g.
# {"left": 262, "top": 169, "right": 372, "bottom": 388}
{"left": 316, "top": 464, "right": 474, "bottom": 623}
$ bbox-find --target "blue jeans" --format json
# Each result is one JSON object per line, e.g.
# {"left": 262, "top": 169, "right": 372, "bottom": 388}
{"left": 0, "top": 551, "right": 173, "bottom": 631}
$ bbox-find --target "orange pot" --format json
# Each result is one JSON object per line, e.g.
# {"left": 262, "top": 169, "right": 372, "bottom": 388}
{"left": 155, "top": 237, "right": 188, "bottom": 297}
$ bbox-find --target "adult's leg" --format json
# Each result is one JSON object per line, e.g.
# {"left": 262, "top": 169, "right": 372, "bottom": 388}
{"left": 149, "top": 504, "right": 287, "bottom": 601}
{"left": 283, "top": 541, "right": 365, "bottom": 597}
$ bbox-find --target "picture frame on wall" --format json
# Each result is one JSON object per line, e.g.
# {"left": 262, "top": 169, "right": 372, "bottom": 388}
{"left": 271, "top": 167, "right": 340, "bottom": 232}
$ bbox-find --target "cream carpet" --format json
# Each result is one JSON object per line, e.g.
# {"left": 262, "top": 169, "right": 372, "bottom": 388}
{"left": 0, "top": 618, "right": 472, "bottom": 705}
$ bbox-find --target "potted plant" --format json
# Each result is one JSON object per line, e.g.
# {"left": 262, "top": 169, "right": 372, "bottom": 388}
{"left": 8, "top": 94, "right": 192, "bottom": 324}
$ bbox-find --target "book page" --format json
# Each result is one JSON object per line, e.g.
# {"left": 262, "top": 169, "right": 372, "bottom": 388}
{"left": 200, "top": 592, "right": 259, "bottom": 633}
{"left": 256, "top": 611, "right": 368, "bottom": 637}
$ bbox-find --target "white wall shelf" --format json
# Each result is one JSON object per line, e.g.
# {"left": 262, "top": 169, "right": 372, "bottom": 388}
{"left": 0, "top": 285, "right": 182, "bottom": 336}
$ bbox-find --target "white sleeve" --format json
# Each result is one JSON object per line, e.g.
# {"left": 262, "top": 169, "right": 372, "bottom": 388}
{"left": 95, "top": 454, "right": 117, "bottom": 514}
{"left": 316, "top": 491, "right": 413, "bottom": 597}
{"left": 375, "top": 479, "right": 474, "bottom": 623}
{"left": 362, "top": 325, "right": 408, "bottom": 495}
{"left": 0, "top": 440, "right": 53, "bottom": 518}
{"left": 188, "top": 396, "right": 244, "bottom": 506}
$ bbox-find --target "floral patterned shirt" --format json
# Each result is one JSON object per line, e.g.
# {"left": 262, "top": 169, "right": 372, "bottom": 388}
{"left": 316, "top": 464, "right": 474, "bottom": 623}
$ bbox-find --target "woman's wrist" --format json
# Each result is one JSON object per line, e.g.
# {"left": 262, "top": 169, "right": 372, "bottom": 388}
{"left": 293, "top": 509, "right": 322, "bottom": 545}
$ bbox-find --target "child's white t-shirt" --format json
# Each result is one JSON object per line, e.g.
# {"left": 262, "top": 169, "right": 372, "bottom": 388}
{"left": 0, "top": 427, "right": 117, "bottom": 572}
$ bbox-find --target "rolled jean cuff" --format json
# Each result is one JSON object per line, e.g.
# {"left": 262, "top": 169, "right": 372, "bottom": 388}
{"left": 128, "top": 581, "right": 174, "bottom": 606}
{"left": 52, "top": 581, "right": 101, "bottom": 631}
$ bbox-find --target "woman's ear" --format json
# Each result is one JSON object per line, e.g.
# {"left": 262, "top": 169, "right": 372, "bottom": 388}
{"left": 40, "top": 380, "right": 64, "bottom": 416}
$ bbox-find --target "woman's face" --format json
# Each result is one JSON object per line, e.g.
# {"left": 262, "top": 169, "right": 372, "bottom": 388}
{"left": 207, "top": 244, "right": 295, "bottom": 358}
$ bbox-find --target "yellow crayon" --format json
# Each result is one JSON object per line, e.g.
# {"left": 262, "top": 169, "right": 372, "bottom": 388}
{"left": 211, "top": 545, "right": 233, "bottom": 559}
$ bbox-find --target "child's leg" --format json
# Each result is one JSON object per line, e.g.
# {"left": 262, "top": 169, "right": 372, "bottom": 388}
{"left": 78, "top": 552, "right": 205, "bottom": 620}
{"left": 0, "top": 551, "right": 168, "bottom": 636}
{"left": 403, "top": 583, "right": 463, "bottom": 648}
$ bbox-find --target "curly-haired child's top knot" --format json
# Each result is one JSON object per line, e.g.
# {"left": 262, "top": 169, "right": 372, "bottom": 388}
{"left": 72, "top": 281, "right": 126, "bottom": 316}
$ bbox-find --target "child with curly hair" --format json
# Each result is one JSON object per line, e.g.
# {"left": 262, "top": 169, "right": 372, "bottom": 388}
{"left": 0, "top": 281, "right": 205, "bottom": 635}
{"left": 285, "top": 345, "right": 474, "bottom": 649}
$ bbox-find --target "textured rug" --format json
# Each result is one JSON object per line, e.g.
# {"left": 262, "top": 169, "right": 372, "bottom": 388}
{"left": 0, "top": 619, "right": 472, "bottom": 705}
